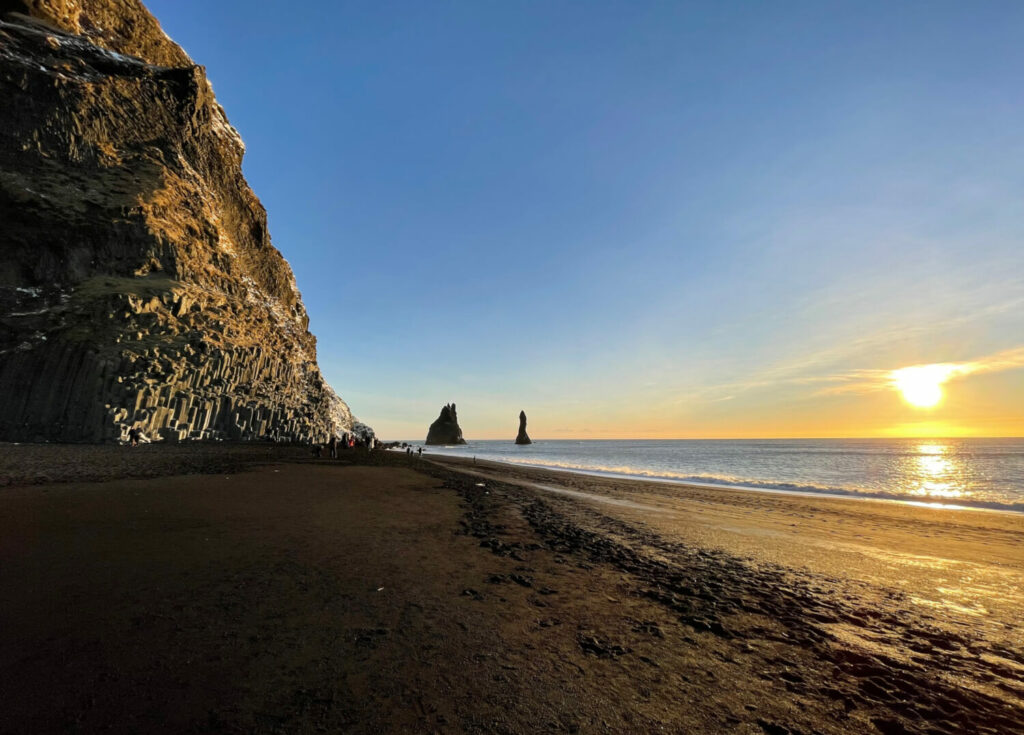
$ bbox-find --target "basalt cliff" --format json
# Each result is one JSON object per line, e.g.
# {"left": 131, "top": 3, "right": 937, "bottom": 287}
{"left": 0, "top": 0, "right": 364, "bottom": 443}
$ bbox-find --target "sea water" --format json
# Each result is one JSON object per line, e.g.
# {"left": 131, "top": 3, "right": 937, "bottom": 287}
{"left": 416, "top": 438, "right": 1024, "bottom": 512}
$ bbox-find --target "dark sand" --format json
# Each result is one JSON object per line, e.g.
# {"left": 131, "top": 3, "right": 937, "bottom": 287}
{"left": 1, "top": 446, "right": 1022, "bottom": 734}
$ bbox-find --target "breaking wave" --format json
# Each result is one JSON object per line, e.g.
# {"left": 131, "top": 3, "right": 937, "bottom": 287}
{"left": 496, "top": 457, "right": 1024, "bottom": 513}
{"left": 420, "top": 438, "right": 1024, "bottom": 514}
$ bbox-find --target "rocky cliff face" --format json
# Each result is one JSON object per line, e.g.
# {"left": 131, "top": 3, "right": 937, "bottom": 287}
{"left": 0, "top": 0, "right": 364, "bottom": 443}
{"left": 425, "top": 403, "right": 465, "bottom": 446}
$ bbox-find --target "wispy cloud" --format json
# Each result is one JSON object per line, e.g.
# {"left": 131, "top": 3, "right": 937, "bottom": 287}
{"left": 670, "top": 289, "right": 1024, "bottom": 407}
{"left": 670, "top": 343, "right": 1024, "bottom": 408}
{"left": 817, "top": 346, "right": 1024, "bottom": 396}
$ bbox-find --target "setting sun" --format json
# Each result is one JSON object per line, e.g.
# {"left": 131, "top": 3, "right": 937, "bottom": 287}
{"left": 890, "top": 364, "right": 960, "bottom": 409}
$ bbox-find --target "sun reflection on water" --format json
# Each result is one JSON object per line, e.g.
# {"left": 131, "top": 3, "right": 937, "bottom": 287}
{"left": 905, "top": 442, "right": 968, "bottom": 500}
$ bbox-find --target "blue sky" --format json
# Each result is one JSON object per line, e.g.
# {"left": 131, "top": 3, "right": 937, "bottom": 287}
{"left": 148, "top": 0, "right": 1024, "bottom": 439}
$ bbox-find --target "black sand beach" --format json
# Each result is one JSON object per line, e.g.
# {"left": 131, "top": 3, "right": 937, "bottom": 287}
{"left": 1, "top": 445, "right": 1022, "bottom": 733}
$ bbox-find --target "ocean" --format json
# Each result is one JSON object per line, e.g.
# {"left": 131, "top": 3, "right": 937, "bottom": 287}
{"left": 416, "top": 438, "right": 1024, "bottom": 512}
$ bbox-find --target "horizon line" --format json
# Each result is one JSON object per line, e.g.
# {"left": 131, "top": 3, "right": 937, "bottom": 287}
{"left": 389, "top": 435, "right": 1024, "bottom": 442}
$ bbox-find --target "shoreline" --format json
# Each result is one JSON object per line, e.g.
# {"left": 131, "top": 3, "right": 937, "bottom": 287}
{"left": 425, "top": 453, "right": 1024, "bottom": 618}
{"left": 421, "top": 451, "right": 1023, "bottom": 513}
{"left": 417, "top": 447, "right": 1024, "bottom": 514}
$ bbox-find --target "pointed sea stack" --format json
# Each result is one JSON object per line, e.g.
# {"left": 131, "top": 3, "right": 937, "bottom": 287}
{"left": 425, "top": 403, "right": 466, "bottom": 445}
{"left": 0, "top": 0, "right": 364, "bottom": 443}
{"left": 515, "top": 410, "right": 532, "bottom": 445}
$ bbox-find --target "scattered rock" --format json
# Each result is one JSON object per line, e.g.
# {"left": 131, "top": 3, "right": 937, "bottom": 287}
{"left": 756, "top": 720, "right": 791, "bottom": 735}
{"left": 630, "top": 620, "right": 665, "bottom": 638}
{"left": 576, "top": 633, "right": 631, "bottom": 659}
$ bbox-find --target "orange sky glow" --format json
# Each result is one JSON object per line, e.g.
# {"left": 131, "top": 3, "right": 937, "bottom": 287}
{"left": 380, "top": 346, "right": 1024, "bottom": 441}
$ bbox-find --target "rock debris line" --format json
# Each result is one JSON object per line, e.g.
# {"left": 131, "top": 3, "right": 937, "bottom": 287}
{"left": 419, "top": 460, "right": 1024, "bottom": 735}
{"left": 0, "top": 0, "right": 364, "bottom": 444}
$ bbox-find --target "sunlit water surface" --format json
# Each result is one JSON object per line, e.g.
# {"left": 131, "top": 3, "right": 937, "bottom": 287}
{"left": 417, "top": 438, "right": 1024, "bottom": 512}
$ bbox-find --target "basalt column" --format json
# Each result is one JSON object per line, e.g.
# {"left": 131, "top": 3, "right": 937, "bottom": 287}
{"left": 0, "top": 0, "right": 366, "bottom": 443}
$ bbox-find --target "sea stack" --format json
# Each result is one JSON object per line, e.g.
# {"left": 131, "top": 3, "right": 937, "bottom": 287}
{"left": 425, "top": 403, "right": 466, "bottom": 445}
{"left": 0, "top": 0, "right": 363, "bottom": 443}
{"left": 515, "top": 410, "right": 532, "bottom": 445}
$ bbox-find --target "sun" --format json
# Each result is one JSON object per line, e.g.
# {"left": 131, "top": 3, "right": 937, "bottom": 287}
{"left": 890, "top": 364, "right": 958, "bottom": 409}
{"left": 896, "top": 373, "right": 942, "bottom": 407}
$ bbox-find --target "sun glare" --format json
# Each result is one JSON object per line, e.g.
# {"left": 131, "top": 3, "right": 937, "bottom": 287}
{"left": 890, "top": 364, "right": 959, "bottom": 409}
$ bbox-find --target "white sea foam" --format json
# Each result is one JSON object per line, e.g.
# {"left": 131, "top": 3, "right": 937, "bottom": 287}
{"left": 419, "top": 438, "right": 1024, "bottom": 513}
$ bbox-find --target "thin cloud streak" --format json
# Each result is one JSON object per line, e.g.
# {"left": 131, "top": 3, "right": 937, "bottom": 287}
{"left": 818, "top": 346, "right": 1024, "bottom": 396}
{"left": 670, "top": 292, "right": 1024, "bottom": 406}
{"left": 670, "top": 343, "right": 1024, "bottom": 408}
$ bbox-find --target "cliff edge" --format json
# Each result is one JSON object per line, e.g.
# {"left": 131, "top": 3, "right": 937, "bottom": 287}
{"left": 0, "top": 0, "right": 363, "bottom": 442}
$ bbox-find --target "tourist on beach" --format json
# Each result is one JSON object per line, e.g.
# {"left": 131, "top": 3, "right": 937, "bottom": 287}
{"left": 128, "top": 427, "right": 140, "bottom": 447}
{"left": 328, "top": 435, "right": 338, "bottom": 459}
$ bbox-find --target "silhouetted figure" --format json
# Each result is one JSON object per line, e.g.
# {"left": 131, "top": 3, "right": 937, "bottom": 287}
{"left": 128, "top": 427, "right": 140, "bottom": 447}
{"left": 328, "top": 435, "right": 338, "bottom": 459}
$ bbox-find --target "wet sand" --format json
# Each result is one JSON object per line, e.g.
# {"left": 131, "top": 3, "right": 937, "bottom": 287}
{"left": 1, "top": 447, "right": 1022, "bottom": 733}
{"left": 432, "top": 456, "right": 1024, "bottom": 637}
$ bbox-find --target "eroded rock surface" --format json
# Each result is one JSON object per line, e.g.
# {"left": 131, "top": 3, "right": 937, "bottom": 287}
{"left": 0, "top": 0, "right": 363, "bottom": 443}
{"left": 426, "top": 403, "right": 466, "bottom": 445}
{"left": 515, "top": 410, "right": 532, "bottom": 445}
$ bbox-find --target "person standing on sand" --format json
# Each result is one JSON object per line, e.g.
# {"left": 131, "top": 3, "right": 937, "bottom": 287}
{"left": 328, "top": 435, "right": 338, "bottom": 459}
{"left": 128, "top": 427, "right": 140, "bottom": 447}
